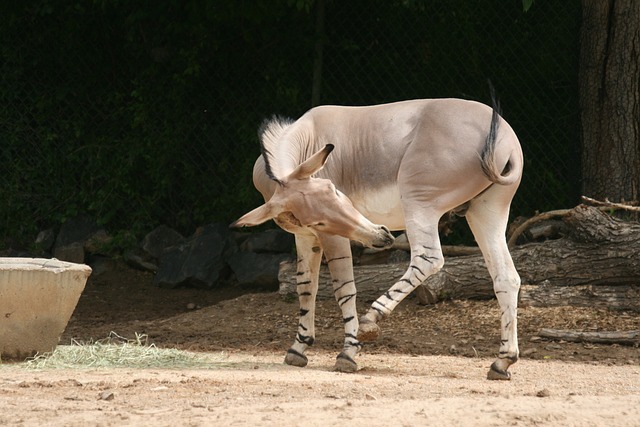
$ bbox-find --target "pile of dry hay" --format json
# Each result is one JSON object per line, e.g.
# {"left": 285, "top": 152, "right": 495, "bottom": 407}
{"left": 19, "top": 332, "right": 230, "bottom": 370}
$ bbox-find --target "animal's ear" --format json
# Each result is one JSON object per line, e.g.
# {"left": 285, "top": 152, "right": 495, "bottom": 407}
{"left": 229, "top": 203, "right": 276, "bottom": 228}
{"left": 288, "top": 144, "right": 334, "bottom": 180}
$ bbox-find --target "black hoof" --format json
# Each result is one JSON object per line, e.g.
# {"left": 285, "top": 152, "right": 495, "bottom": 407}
{"left": 333, "top": 352, "right": 357, "bottom": 373}
{"left": 487, "top": 362, "right": 511, "bottom": 381}
{"left": 284, "top": 349, "right": 308, "bottom": 367}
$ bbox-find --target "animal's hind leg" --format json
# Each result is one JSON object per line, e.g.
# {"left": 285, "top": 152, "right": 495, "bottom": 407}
{"left": 358, "top": 215, "right": 444, "bottom": 341}
{"left": 284, "top": 233, "right": 323, "bottom": 368}
{"left": 466, "top": 192, "right": 521, "bottom": 380}
{"left": 319, "top": 233, "right": 360, "bottom": 373}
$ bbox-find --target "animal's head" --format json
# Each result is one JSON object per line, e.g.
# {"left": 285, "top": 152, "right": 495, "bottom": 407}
{"left": 230, "top": 144, "right": 394, "bottom": 249}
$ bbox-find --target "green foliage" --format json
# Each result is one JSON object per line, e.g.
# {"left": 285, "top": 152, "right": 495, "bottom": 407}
{"left": 93, "top": 230, "right": 139, "bottom": 258}
{"left": 0, "top": 0, "right": 581, "bottom": 246}
{"left": 1, "top": 0, "right": 301, "bottom": 244}
{"left": 523, "top": 0, "right": 535, "bottom": 12}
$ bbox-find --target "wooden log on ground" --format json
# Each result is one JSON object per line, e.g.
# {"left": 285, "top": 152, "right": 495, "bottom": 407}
{"left": 278, "top": 261, "right": 410, "bottom": 304}
{"left": 537, "top": 328, "right": 640, "bottom": 345}
{"left": 279, "top": 205, "right": 640, "bottom": 310}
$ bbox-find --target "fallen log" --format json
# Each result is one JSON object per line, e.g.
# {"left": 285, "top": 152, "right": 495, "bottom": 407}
{"left": 537, "top": 328, "right": 640, "bottom": 346}
{"left": 279, "top": 205, "right": 640, "bottom": 310}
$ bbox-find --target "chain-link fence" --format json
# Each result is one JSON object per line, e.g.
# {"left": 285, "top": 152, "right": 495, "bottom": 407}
{"left": 0, "top": 1, "right": 581, "bottom": 245}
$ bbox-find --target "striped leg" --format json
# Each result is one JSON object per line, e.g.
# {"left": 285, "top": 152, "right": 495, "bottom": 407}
{"left": 284, "top": 233, "right": 322, "bottom": 368}
{"left": 358, "top": 218, "right": 444, "bottom": 341}
{"left": 466, "top": 194, "right": 520, "bottom": 380}
{"left": 318, "top": 233, "right": 360, "bottom": 372}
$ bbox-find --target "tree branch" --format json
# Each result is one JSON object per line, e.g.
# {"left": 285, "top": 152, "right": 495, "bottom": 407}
{"left": 581, "top": 195, "right": 640, "bottom": 212}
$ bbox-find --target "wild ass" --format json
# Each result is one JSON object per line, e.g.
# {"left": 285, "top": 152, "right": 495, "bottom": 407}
{"left": 231, "top": 97, "right": 523, "bottom": 380}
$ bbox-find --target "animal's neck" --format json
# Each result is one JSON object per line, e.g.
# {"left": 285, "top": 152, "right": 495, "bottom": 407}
{"left": 274, "top": 139, "right": 304, "bottom": 178}
{"left": 273, "top": 125, "right": 322, "bottom": 179}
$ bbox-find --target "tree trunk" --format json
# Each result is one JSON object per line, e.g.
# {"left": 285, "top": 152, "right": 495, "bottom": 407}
{"left": 579, "top": 0, "right": 640, "bottom": 202}
{"left": 279, "top": 206, "right": 640, "bottom": 310}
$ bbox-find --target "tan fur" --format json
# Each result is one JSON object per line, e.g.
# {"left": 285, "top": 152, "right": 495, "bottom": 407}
{"left": 233, "top": 98, "right": 523, "bottom": 378}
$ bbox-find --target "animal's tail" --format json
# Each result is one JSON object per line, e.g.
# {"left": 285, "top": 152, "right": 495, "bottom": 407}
{"left": 480, "top": 85, "right": 522, "bottom": 186}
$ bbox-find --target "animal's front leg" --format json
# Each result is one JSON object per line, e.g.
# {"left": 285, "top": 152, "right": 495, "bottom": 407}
{"left": 318, "top": 233, "right": 360, "bottom": 373}
{"left": 358, "top": 221, "right": 443, "bottom": 342}
{"left": 284, "top": 233, "right": 322, "bottom": 368}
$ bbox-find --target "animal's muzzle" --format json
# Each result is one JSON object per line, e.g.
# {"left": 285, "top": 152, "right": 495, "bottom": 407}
{"left": 371, "top": 225, "right": 395, "bottom": 249}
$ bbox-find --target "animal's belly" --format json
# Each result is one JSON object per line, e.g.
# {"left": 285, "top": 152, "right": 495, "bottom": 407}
{"left": 350, "top": 185, "right": 405, "bottom": 231}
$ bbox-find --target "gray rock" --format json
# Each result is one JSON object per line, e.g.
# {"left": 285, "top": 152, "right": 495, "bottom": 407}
{"left": 154, "top": 223, "right": 236, "bottom": 288}
{"left": 88, "top": 255, "right": 117, "bottom": 276}
{"left": 35, "top": 229, "right": 56, "bottom": 252}
{"left": 227, "top": 251, "right": 292, "bottom": 289}
{"left": 142, "top": 225, "right": 186, "bottom": 259}
{"left": 83, "top": 229, "right": 112, "bottom": 255}
{"left": 154, "top": 244, "right": 190, "bottom": 287}
{"left": 123, "top": 250, "right": 158, "bottom": 272}
{"left": 53, "top": 242, "right": 85, "bottom": 264}
{"left": 55, "top": 215, "right": 101, "bottom": 248}
{"left": 239, "top": 229, "right": 294, "bottom": 254}
{"left": 53, "top": 215, "right": 108, "bottom": 263}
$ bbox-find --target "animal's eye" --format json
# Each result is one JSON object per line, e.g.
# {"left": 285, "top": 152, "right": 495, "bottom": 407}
{"left": 315, "top": 222, "right": 325, "bottom": 227}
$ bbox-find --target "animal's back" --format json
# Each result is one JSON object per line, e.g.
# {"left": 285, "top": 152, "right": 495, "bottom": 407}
{"left": 304, "top": 98, "right": 497, "bottom": 181}
{"left": 302, "top": 99, "right": 502, "bottom": 226}
{"left": 253, "top": 98, "right": 519, "bottom": 229}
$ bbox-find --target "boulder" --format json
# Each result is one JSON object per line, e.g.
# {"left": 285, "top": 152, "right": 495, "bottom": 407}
{"left": 123, "top": 250, "right": 158, "bottom": 272}
{"left": 55, "top": 215, "right": 101, "bottom": 248}
{"left": 227, "top": 252, "right": 293, "bottom": 289}
{"left": 53, "top": 215, "right": 108, "bottom": 263}
{"left": 83, "top": 229, "right": 112, "bottom": 255}
{"left": 34, "top": 229, "right": 56, "bottom": 253}
{"left": 141, "top": 225, "right": 186, "bottom": 259}
{"left": 239, "top": 229, "right": 294, "bottom": 254}
{"left": 53, "top": 242, "right": 85, "bottom": 264}
{"left": 124, "top": 225, "right": 186, "bottom": 272}
{"left": 154, "top": 223, "right": 236, "bottom": 288}
{"left": 87, "top": 254, "right": 118, "bottom": 276}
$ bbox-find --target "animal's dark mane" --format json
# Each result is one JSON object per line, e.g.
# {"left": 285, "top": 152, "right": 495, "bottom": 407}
{"left": 258, "top": 115, "right": 295, "bottom": 185}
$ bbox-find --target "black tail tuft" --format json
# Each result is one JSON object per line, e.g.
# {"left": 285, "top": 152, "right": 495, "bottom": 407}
{"left": 480, "top": 81, "right": 502, "bottom": 182}
{"left": 479, "top": 81, "right": 521, "bottom": 186}
{"left": 487, "top": 80, "right": 502, "bottom": 117}
{"left": 486, "top": 80, "right": 502, "bottom": 152}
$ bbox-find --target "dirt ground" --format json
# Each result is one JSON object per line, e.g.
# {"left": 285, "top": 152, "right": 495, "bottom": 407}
{"left": 1, "top": 263, "right": 639, "bottom": 426}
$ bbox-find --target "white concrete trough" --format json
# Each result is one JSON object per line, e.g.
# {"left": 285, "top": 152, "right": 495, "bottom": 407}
{"left": 0, "top": 258, "right": 92, "bottom": 360}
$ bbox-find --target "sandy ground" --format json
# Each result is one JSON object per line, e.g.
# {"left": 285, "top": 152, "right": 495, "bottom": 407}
{"left": 1, "top": 265, "right": 639, "bottom": 426}
{"left": 1, "top": 352, "right": 639, "bottom": 426}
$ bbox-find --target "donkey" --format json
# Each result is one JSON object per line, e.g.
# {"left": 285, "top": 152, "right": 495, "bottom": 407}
{"left": 231, "top": 97, "right": 523, "bottom": 380}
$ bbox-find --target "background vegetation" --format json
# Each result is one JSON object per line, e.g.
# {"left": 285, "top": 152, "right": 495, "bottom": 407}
{"left": 0, "top": 1, "right": 581, "bottom": 246}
